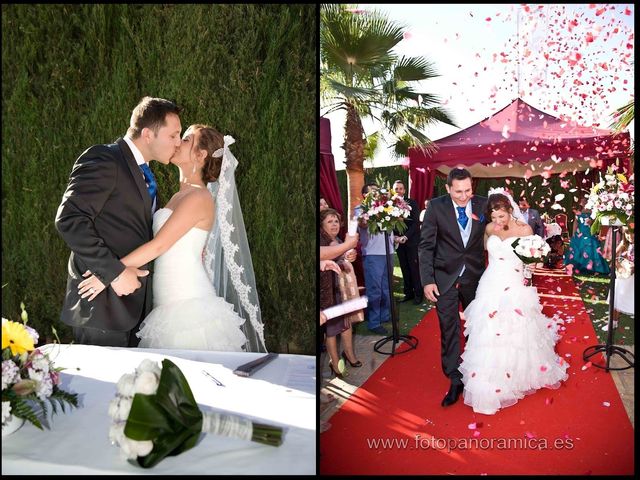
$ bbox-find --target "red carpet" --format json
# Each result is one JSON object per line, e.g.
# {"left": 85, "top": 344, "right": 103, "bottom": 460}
{"left": 320, "top": 270, "right": 634, "bottom": 475}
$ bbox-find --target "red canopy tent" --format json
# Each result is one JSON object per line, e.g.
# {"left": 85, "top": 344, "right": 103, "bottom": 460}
{"left": 408, "top": 98, "right": 631, "bottom": 209}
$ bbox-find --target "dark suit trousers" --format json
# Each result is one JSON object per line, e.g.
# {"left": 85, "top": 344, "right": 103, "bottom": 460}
{"left": 72, "top": 289, "right": 149, "bottom": 347}
{"left": 435, "top": 272, "right": 478, "bottom": 385}
{"left": 397, "top": 242, "right": 422, "bottom": 298}
{"left": 72, "top": 326, "right": 132, "bottom": 347}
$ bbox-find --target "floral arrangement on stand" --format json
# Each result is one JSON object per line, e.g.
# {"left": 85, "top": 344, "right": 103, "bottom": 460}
{"left": 357, "top": 181, "right": 411, "bottom": 235}
{"left": 108, "top": 358, "right": 284, "bottom": 468}
{"left": 585, "top": 167, "right": 634, "bottom": 235}
{"left": 2, "top": 304, "right": 78, "bottom": 433}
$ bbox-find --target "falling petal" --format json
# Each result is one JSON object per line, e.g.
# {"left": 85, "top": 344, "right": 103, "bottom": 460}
{"left": 602, "top": 401, "right": 611, "bottom": 407}
{"left": 515, "top": 309, "right": 524, "bottom": 316}
{"left": 581, "top": 361, "right": 593, "bottom": 371}
{"left": 468, "top": 422, "right": 477, "bottom": 429}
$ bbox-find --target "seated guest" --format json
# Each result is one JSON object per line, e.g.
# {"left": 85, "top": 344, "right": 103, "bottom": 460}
{"left": 544, "top": 235, "right": 565, "bottom": 269}
{"left": 564, "top": 198, "right": 610, "bottom": 275}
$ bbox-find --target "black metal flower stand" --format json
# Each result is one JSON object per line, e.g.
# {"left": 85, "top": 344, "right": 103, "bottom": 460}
{"left": 583, "top": 224, "right": 634, "bottom": 371}
{"left": 373, "top": 231, "right": 419, "bottom": 356}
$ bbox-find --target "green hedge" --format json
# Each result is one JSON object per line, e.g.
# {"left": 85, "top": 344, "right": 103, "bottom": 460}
{"left": 2, "top": 4, "right": 316, "bottom": 353}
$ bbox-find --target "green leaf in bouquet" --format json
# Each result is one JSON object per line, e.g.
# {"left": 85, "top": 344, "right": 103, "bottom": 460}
{"left": 590, "top": 215, "right": 602, "bottom": 236}
{"left": 125, "top": 394, "right": 174, "bottom": 440}
{"left": 154, "top": 359, "right": 203, "bottom": 427}
{"left": 132, "top": 359, "right": 205, "bottom": 468}
{"left": 137, "top": 424, "right": 202, "bottom": 469}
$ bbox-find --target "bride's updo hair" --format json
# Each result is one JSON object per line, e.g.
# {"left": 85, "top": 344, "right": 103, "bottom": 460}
{"left": 189, "top": 124, "right": 225, "bottom": 183}
{"left": 487, "top": 193, "right": 513, "bottom": 230}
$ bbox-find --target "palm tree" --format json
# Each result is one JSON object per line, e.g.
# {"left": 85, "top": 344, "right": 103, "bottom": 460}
{"left": 320, "top": 4, "right": 456, "bottom": 216}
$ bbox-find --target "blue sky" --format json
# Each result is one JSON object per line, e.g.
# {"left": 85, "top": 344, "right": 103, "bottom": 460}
{"left": 322, "top": 4, "right": 634, "bottom": 170}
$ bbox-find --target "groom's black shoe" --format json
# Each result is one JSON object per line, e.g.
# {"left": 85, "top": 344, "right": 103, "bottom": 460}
{"left": 441, "top": 383, "right": 464, "bottom": 407}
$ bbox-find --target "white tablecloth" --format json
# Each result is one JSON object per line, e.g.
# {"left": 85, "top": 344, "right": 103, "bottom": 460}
{"left": 544, "top": 222, "right": 562, "bottom": 239}
{"left": 1, "top": 345, "right": 315, "bottom": 475}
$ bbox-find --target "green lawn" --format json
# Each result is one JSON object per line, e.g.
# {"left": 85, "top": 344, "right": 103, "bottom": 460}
{"left": 354, "top": 257, "right": 634, "bottom": 347}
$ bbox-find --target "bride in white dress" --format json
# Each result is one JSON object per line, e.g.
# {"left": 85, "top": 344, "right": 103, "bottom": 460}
{"left": 79, "top": 124, "right": 266, "bottom": 352}
{"left": 459, "top": 192, "right": 568, "bottom": 415}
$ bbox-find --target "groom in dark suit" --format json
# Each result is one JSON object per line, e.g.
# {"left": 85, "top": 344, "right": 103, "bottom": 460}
{"left": 55, "top": 97, "right": 182, "bottom": 347}
{"left": 418, "top": 168, "right": 487, "bottom": 407}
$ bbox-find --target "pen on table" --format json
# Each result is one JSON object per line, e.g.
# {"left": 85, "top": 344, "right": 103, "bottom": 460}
{"left": 202, "top": 370, "right": 225, "bottom": 387}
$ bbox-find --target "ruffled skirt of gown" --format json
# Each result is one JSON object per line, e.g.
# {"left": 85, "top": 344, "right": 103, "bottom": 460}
{"left": 459, "top": 235, "right": 569, "bottom": 415}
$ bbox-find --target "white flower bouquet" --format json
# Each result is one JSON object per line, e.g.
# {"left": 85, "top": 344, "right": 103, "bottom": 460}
{"left": 511, "top": 235, "right": 551, "bottom": 265}
{"left": 585, "top": 167, "right": 634, "bottom": 235}
{"left": 108, "top": 358, "right": 284, "bottom": 468}
{"left": 357, "top": 182, "right": 411, "bottom": 235}
{"left": 2, "top": 305, "right": 78, "bottom": 430}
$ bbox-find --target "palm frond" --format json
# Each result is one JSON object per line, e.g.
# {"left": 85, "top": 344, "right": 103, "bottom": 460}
{"left": 393, "top": 56, "right": 439, "bottom": 82}
{"left": 324, "top": 77, "right": 378, "bottom": 102}
{"left": 363, "top": 131, "right": 380, "bottom": 161}
{"left": 609, "top": 100, "right": 634, "bottom": 133}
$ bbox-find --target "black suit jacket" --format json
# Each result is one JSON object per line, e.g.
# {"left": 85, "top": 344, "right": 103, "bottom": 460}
{"left": 524, "top": 208, "right": 544, "bottom": 238}
{"left": 55, "top": 138, "right": 154, "bottom": 331}
{"left": 418, "top": 194, "right": 488, "bottom": 294}
{"left": 394, "top": 197, "right": 420, "bottom": 246}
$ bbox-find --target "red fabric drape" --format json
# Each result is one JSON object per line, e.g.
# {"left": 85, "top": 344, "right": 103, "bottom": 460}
{"left": 319, "top": 117, "right": 365, "bottom": 290}
{"left": 320, "top": 117, "right": 344, "bottom": 218}
{"left": 409, "top": 166, "right": 436, "bottom": 216}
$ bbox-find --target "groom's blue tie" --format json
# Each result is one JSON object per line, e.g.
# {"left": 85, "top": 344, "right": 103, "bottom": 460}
{"left": 456, "top": 206, "right": 468, "bottom": 229}
{"left": 139, "top": 163, "right": 157, "bottom": 207}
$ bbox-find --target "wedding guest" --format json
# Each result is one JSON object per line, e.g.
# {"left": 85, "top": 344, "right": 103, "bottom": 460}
{"left": 603, "top": 227, "right": 634, "bottom": 331}
{"left": 320, "top": 196, "right": 330, "bottom": 212}
{"left": 419, "top": 198, "right": 430, "bottom": 224}
{"left": 356, "top": 184, "right": 395, "bottom": 335}
{"left": 544, "top": 235, "right": 565, "bottom": 269}
{"left": 392, "top": 180, "right": 422, "bottom": 304}
{"left": 320, "top": 208, "right": 362, "bottom": 378}
{"left": 564, "top": 198, "right": 609, "bottom": 275}
{"left": 518, "top": 196, "right": 545, "bottom": 238}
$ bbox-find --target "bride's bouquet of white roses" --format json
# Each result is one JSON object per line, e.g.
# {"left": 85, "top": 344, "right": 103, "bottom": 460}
{"left": 511, "top": 235, "right": 551, "bottom": 265}
{"left": 108, "top": 358, "right": 284, "bottom": 468}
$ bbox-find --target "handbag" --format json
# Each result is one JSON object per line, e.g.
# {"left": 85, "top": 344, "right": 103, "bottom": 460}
{"left": 337, "top": 266, "right": 365, "bottom": 324}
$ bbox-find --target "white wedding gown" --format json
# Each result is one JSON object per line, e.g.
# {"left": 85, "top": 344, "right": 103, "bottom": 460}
{"left": 136, "top": 208, "right": 247, "bottom": 351}
{"left": 459, "top": 234, "right": 569, "bottom": 415}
